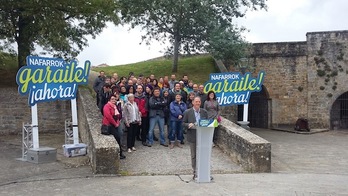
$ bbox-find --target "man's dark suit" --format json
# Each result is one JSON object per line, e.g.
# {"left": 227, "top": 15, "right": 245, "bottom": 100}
{"left": 182, "top": 107, "right": 208, "bottom": 174}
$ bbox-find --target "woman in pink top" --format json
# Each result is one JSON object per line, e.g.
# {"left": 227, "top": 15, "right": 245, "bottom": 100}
{"left": 103, "top": 95, "right": 126, "bottom": 159}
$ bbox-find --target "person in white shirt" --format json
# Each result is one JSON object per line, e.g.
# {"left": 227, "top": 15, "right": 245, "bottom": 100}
{"left": 123, "top": 94, "right": 142, "bottom": 153}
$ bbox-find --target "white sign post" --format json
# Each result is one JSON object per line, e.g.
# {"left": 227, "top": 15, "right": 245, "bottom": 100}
{"left": 31, "top": 104, "right": 39, "bottom": 149}
{"left": 243, "top": 104, "right": 248, "bottom": 122}
{"left": 71, "top": 98, "right": 79, "bottom": 144}
{"left": 237, "top": 103, "right": 250, "bottom": 129}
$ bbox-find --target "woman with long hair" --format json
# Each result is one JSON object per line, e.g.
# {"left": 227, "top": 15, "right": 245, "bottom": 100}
{"left": 114, "top": 92, "right": 126, "bottom": 150}
{"left": 186, "top": 92, "right": 196, "bottom": 109}
{"left": 162, "top": 89, "right": 171, "bottom": 139}
{"left": 102, "top": 95, "right": 126, "bottom": 159}
{"left": 204, "top": 90, "right": 220, "bottom": 146}
{"left": 119, "top": 85, "right": 127, "bottom": 103}
{"left": 152, "top": 78, "right": 159, "bottom": 89}
{"left": 204, "top": 91, "right": 219, "bottom": 119}
{"left": 158, "top": 77, "right": 164, "bottom": 89}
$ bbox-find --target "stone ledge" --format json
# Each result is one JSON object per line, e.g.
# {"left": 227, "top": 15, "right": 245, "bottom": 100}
{"left": 78, "top": 88, "right": 120, "bottom": 174}
{"left": 272, "top": 126, "right": 329, "bottom": 134}
{"left": 215, "top": 117, "right": 271, "bottom": 173}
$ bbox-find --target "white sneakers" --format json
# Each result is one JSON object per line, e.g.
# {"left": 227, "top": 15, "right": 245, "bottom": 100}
{"left": 128, "top": 147, "right": 136, "bottom": 152}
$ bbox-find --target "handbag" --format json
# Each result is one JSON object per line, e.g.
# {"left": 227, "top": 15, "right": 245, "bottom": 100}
{"left": 101, "top": 124, "right": 112, "bottom": 135}
{"left": 217, "top": 115, "right": 222, "bottom": 123}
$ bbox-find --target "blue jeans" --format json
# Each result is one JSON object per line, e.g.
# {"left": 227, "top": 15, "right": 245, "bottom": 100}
{"left": 148, "top": 115, "right": 165, "bottom": 145}
{"left": 165, "top": 116, "right": 170, "bottom": 139}
{"left": 169, "top": 120, "right": 183, "bottom": 142}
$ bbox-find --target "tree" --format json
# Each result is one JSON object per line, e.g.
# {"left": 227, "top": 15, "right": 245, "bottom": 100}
{"left": 205, "top": 24, "right": 252, "bottom": 69}
{"left": 0, "top": 0, "right": 119, "bottom": 69}
{"left": 119, "top": 0, "right": 266, "bottom": 72}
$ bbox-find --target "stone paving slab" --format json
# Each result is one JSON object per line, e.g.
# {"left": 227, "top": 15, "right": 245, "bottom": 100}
{"left": 0, "top": 134, "right": 91, "bottom": 186}
{"left": 2, "top": 128, "right": 348, "bottom": 195}
{"left": 119, "top": 139, "right": 243, "bottom": 175}
{"left": 1, "top": 173, "right": 348, "bottom": 196}
{"left": 119, "top": 127, "right": 243, "bottom": 175}
{"left": 251, "top": 128, "right": 348, "bottom": 174}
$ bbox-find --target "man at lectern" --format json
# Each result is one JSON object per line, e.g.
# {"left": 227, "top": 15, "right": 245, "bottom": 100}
{"left": 182, "top": 96, "right": 208, "bottom": 179}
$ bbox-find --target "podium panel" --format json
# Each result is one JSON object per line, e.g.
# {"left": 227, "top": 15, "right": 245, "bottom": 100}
{"left": 196, "top": 119, "right": 217, "bottom": 183}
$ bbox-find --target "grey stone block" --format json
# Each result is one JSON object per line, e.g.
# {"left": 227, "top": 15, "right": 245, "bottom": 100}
{"left": 78, "top": 88, "right": 120, "bottom": 174}
{"left": 215, "top": 117, "right": 271, "bottom": 172}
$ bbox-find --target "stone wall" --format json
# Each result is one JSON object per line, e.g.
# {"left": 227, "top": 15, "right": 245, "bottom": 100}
{"left": 306, "top": 31, "right": 348, "bottom": 128}
{"left": 0, "top": 87, "right": 71, "bottom": 135}
{"left": 222, "top": 30, "right": 348, "bottom": 129}
{"left": 77, "top": 88, "right": 120, "bottom": 174}
{"left": 251, "top": 42, "right": 309, "bottom": 126}
{"left": 215, "top": 117, "right": 271, "bottom": 172}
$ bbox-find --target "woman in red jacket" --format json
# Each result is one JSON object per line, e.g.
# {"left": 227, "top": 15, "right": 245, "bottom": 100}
{"left": 103, "top": 95, "right": 126, "bottom": 159}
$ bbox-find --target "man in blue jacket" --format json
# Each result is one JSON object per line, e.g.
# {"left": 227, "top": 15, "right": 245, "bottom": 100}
{"left": 169, "top": 94, "right": 187, "bottom": 149}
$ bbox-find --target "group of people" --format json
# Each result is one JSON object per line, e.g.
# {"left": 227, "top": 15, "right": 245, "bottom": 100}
{"left": 94, "top": 71, "right": 220, "bottom": 178}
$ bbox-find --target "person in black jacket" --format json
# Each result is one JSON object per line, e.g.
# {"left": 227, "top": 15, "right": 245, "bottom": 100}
{"left": 98, "top": 83, "right": 111, "bottom": 115}
{"left": 169, "top": 82, "right": 187, "bottom": 104}
{"left": 147, "top": 87, "right": 168, "bottom": 147}
{"left": 93, "top": 71, "right": 106, "bottom": 106}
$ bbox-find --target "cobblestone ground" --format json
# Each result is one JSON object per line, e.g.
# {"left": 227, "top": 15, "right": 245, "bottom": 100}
{"left": 119, "top": 127, "right": 243, "bottom": 175}
{"left": 251, "top": 128, "right": 348, "bottom": 174}
{"left": 2, "top": 128, "right": 348, "bottom": 195}
{"left": 0, "top": 128, "right": 243, "bottom": 185}
{"left": 0, "top": 134, "right": 91, "bottom": 186}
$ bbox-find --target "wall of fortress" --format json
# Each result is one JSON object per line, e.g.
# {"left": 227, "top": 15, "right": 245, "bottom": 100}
{"left": 227, "top": 30, "right": 348, "bottom": 128}
{"left": 1, "top": 31, "right": 347, "bottom": 134}
{"left": 0, "top": 87, "right": 71, "bottom": 135}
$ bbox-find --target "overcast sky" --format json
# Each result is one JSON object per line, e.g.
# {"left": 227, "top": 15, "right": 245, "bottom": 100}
{"left": 76, "top": 0, "right": 348, "bottom": 66}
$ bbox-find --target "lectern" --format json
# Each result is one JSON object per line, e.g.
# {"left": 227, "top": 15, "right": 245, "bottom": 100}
{"left": 196, "top": 119, "right": 218, "bottom": 183}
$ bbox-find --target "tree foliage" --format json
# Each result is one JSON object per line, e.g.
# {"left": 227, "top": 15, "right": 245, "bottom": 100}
{"left": 0, "top": 0, "right": 119, "bottom": 69}
{"left": 119, "top": 0, "right": 267, "bottom": 72}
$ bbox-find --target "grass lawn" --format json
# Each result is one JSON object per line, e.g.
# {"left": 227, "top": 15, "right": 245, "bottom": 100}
{"left": 0, "top": 53, "right": 218, "bottom": 88}
{"left": 92, "top": 54, "right": 218, "bottom": 85}
{"left": 0, "top": 53, "right": 18, "bottom": 87}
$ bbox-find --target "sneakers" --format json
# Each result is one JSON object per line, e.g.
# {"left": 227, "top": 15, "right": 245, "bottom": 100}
{"left": 128, "top": 147, "right": 136, "bottom": 152}
{"left": 176, "top": 142, "right": 183, "bottom": 148}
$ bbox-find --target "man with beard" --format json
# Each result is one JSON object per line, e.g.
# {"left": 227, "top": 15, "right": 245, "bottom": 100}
{"left": 134, "top": 85, "right": 149, "bottom": 146}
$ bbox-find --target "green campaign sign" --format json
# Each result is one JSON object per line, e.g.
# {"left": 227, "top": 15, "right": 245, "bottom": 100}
{"left": 204, "top": 71, "right": 265, "bottom": 106}
{"left": 16, "top": 56, "right": 91, "bottom": 106}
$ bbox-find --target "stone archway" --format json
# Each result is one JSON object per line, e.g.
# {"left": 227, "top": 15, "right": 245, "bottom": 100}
{"left": 330, "top": 92, "right": 348, "bottom": 130}
{"left": 238, "top": 85, "right": 270, "bottom": 128}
